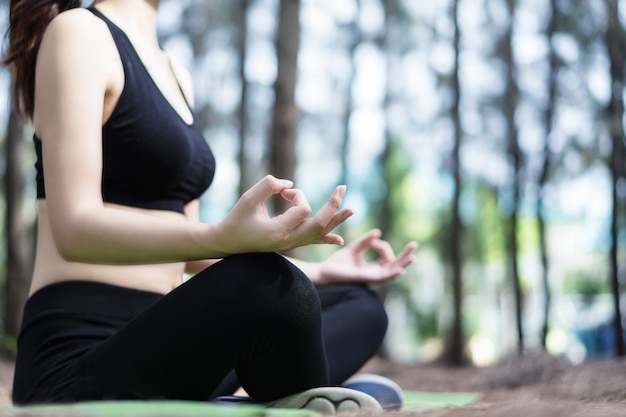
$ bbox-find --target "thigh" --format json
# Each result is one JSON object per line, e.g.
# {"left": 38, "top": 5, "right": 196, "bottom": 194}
{"left": 78, "top": 253, "right": 328, "bottom": 402}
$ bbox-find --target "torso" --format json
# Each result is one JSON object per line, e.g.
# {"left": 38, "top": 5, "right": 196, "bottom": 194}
{"left": 30, "top": 202, "right": 187, "bottom": 296}
{"left": 30, "top": 7, "right": 208, "bottom": 296}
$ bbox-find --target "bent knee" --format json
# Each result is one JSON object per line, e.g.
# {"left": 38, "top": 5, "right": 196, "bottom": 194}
{"left": 216, "top": 252, "right": 320, "bottom": 316}
{"left": 220, "top": 253, "right": 311, "bottom": 288}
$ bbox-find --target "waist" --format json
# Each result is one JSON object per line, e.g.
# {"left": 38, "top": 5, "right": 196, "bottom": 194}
{"left": 24, "top": 280, "right": 164, "bottom": 327}
{"left": 31, "top": 201, "right": 186, "bottom": 295}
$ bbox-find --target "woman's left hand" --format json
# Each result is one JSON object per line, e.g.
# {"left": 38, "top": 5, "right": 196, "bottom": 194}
{"left": 315, "top": 229, "right": 417, "bottom": 286}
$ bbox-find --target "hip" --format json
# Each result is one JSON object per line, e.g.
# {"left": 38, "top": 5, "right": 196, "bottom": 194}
{"left": 13, "top": 280, "right": 163, "bottom": 404}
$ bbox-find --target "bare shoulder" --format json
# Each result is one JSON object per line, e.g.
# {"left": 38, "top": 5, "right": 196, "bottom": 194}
{"left": 34, "top": 8, "right": 118, "bottom": 133}
{"left": 45, "top": 8, "right": 106, "bottom": 38}
{"left": 37, "top": 7, "right": 119, "bottom": 87}
{"left": 40, "top": 8, "right": 112, "bottom": 56}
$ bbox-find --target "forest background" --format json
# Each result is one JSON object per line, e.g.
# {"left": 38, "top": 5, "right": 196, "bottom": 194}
{"left": 0, "top": 0, "right": 625, "bottom": 370}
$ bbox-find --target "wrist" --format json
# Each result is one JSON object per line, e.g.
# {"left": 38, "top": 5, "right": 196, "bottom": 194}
{"left": 289, "top": 258, "right": 326, "bottom": 285}
{"left": 307, "top": 261, "right": 329, "bottom": 286}
{"left": 197, "top": 222, "right": 233, "bottom": 258}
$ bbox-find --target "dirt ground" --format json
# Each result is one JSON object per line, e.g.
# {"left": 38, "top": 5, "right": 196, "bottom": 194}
{"left": 361, "top": 353, "right": 626, "bottom": 416}
{"left": 1, "top": 353, "right": 625, "bottom": 416}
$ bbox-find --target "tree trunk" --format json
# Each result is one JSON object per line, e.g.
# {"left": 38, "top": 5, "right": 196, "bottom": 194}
{"left": 339, "top": 5, "right": 361, "bottom": 192}
{"left": 605, "top": 0, "right": 625, "bottom": 357}
{"left": 237, "top": 0, "right": 251, "bottom": 197}
{"left": 269, "top": 0, "right": 300, "bottom": 215}
{"left": 447, "top": 0, "right": 466, "bottom": 366}
{"left": 379, "top": 0, "right": 396, "bottom": 239}
{"left": 538, "top": 0, "right": 559, "bottom": 349}
{"left": 3, "top": 101, "right": 34, "bottom": 356}
{"left": 503, "top": 0, "right": 525, "bottom": 355}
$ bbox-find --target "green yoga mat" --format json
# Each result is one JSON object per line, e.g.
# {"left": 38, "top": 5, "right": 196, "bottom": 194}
{"left": 402, "top": 391, "right": 481, "bottom": 412}
{"left": 0, "top": 392, "right": 480, "bottom": 416}
{"left": 0, "top": 401, "right": 315, "bottom": 417}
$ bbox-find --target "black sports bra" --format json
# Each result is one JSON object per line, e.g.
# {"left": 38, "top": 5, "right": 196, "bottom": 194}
{"left": 34, "top": 7, "right": 216, "bottom": 214}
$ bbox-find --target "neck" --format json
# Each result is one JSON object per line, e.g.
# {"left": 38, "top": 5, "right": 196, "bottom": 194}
{"left": 92, "top": 0, "right": 160, "bottom": 46}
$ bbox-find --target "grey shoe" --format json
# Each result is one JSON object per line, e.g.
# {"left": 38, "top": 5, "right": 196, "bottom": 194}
{"left": 267, "top": 386, "right": 383, "bottom": 415}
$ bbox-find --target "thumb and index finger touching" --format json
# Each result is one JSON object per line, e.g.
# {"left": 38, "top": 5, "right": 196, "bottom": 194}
{"left": 246, "top": 175, "right": 332, "bottom": 233}
{"left": 350, "top": 229, "right": 419, "bottom": 265}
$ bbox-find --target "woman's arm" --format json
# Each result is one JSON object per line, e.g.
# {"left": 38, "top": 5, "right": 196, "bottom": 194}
{"left": 183, "top": 200, "right": 220, "bottom": 274}
{"left": 35, "top": 10, "right": 352, "bottom": 265}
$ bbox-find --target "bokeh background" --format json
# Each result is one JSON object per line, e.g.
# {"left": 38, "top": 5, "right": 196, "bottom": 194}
{"left": 0, "top": 0, "right": 625, "bottom": 369}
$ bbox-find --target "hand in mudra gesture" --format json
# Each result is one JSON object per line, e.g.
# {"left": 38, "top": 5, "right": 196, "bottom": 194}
{"left": 317, "top": 229, "right": 418, "bottom": 286}
{"left": 214, "top": 175, "right": 354, "bottom": 255}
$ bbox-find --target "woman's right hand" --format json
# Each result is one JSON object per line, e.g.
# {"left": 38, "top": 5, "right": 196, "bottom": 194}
{"left": 212, "top": 175, "right": 353, "bottom": 255}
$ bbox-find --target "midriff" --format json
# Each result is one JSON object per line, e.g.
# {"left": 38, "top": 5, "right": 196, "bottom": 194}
{"left": 29, "top": 201, "right": 187, "bottom": 296}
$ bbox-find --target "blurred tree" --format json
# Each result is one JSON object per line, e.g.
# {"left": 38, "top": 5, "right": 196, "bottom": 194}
{"left": 537, "top": 0, "right": 560, "bottom": 350}
{"left": 605, "top": 0, "right": 625, "bottom": 357}
{"left": 378, "top": 0, "right": 398, "bottom": 239}
{"left": 444, "top": 0, "right": 466, "bottom": 366}
{"left": 2, "top": 91, "right": 35, "bottom": 357}
{"left": 338, "top": 1, "right": 361, "bottom": 191}
{"left": 269, "top": 0, "right": 300, "bottom": 215}
{"left": 237, "top": 0, "right": 252, "bottom": 196}
{"left": 375, "top": 0, "right": 415, "bottom": 293}
{"left": 377, "top": 1, "right": 421, "bottom": 242}
{"left": 500, "top": 0, "right": 525, "bottom": 354}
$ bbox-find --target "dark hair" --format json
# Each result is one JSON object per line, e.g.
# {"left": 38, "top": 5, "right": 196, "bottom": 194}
{"left": 3, "top": 0, "right": 82, "bottom": 118}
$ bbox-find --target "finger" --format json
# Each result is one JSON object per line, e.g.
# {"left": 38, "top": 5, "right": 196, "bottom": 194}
{"left": 398, "top": 242, "right": 419, "bottom": 259}
{"left": 317, "top": 232, "right": 345, "bottom": 246}
{"left": 348, "top": 229, "right": 382, "bottom": 254}
{"left": 265, "top": 189, "right": 311, "bottom": 236}
{"left": 280, "top": 188, "right": 311, "bottom": 212}
{"left": 321, "top": 208, "right": 353, "bottom": 234}
{"left": 290, "top": 207, "right": 353, "bottom": 246}
{"left": 380, "top": 261, "right": 411, "bottom": 280}
{"left": 274, "top": 207, "right": 312, "bottom": 233}
{"left": 369, "top": 238, "right": 397, "bottom": 264}
{"left": 308, "top": 185, "right": 347, "bottom": 230}
{"left": 315, "top": 205, "right": 353, "bottom": 238}
{"left": 394, "top": 242, "right": 418, "bottom": 267}
{"left": 244, "top": 175, "right": 293, "bottom": 205}
{"left": 278, "top": 188, "right": 312, "bottom": 222}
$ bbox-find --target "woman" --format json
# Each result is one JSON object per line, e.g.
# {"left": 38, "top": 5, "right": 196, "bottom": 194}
{"left": 4, "top": 0, "right": 417, "bottom": 412}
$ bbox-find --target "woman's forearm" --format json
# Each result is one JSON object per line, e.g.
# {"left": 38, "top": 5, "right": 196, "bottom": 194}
{"left": 50, "top": 205, "right": 227, "bottom": 265}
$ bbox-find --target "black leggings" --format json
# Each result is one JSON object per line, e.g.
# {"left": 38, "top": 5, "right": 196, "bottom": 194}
{"left": 12, "top": 253, "right": 388, "bottom": 405}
